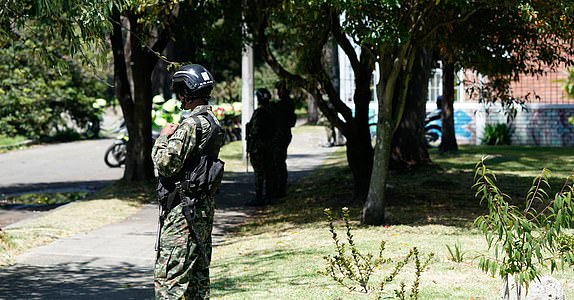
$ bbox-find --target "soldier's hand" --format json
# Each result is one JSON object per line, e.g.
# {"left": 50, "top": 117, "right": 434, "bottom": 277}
{"left": 160, "top": 123, "right": 178, "bottom": 137}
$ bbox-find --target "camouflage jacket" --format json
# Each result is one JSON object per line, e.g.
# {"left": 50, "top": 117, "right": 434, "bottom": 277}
{"left": 152, "top": 105, "right": 219, "bottom": 177}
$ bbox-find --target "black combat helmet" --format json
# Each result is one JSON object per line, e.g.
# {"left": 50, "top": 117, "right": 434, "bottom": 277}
{"left": 172, "top": 64, "right": 215, "bottom": 100}
{"left": 255, "top": 88, "right": 271, "bottom": 105}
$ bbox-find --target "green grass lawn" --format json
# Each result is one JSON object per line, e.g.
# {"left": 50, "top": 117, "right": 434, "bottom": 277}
{"left": 211, "top": 140, "right": 574, "bottom": 299}
{"left": 2, "top": 130, "right": 573, "bottom": 298}
{"left": 0, "top": 135, "right": 30, "bottom": 153}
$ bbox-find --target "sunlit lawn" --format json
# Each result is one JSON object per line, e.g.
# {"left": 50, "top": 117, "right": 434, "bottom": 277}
{"left": 212, "top": 137, "right": 574, "bottom": 299}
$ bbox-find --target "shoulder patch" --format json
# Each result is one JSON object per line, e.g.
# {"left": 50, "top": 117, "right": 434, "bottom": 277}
{"left": 172, "top": 127, "right": 187, "bottom": 140}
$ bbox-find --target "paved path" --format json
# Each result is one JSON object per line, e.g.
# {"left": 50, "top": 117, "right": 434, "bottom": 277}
{"left": 0, "top": 139, "right": 123, "bottom": 195}
{"left": 0, "top": 125, "right": 336, "bottom": 299}
{"left": 0, "top": 138, "right": 124, "bottom": 227}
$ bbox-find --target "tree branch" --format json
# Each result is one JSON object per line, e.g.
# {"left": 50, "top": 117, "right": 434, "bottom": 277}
{"left": 419, "top": 5, "right": 484, "bottom": 44}
{"left": 332, "top": 14, "right": 361, "bottom": 75}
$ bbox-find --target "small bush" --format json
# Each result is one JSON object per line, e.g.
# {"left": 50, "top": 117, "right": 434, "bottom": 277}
{"left": 482, "top": 123, "right": 513, "bottom": 145}
{"left": 446, "top": 242, "right": 466, "bottom": 263}
{"left": 321, "top": 207, "right": 434, "bottom": 300}
{"left": 474, "top": 157, "right": 574, "bottom": 298}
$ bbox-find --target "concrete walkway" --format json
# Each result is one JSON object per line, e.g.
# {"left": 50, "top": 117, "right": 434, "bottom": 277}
{"left": 0, "top": 125, "right": 337, "bottom": 299}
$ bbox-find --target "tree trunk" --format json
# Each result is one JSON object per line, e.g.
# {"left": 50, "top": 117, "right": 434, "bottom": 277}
{"left": 347, "top": 64, "right": 374, "bottom": 203}
{"left": 307, "top": 93, "right": 319, "bottom": 124}
{"left": 439, "top": 62, "right": 458, "bottom": 153}
{"left": 122, "top": 18, "right": 158, "bottom": 181}
{"left": 391, "top": 48, "right": 433, "bottom": 169}
{"left": 362, "top": 91, "right": 393, "bottom": 225}
{"left": 110, "top": 10, "right": 135, "bottom": 179}
{"left": 362, "top": 59, "right": 401, "bottom": 225}
{"left": 363, "top": 45, "right": 416, "bottom": 225}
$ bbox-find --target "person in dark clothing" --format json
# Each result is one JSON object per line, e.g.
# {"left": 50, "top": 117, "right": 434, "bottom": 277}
{"left": 271, "top": 80, "right": 297, "bottom": 199}
{"left": 246, "top": 88, "right": 275, "bottom": 205}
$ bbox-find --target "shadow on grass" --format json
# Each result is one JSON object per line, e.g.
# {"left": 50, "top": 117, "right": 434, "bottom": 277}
{"left": 212, "top": 248, "right": 330, "bottom": 297}
{"left": 249, "top": 146, "right": 574, "bottom": 230}
{"left": 90, "top": 179, "right": 157, "bottom": 204}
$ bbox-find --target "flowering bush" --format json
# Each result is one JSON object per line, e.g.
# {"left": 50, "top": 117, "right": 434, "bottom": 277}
{"left": 212, "top": 102, "right": 241, "bottom": 121}
{"left": 151, "top": 96, "right": 243, "bottom": 143}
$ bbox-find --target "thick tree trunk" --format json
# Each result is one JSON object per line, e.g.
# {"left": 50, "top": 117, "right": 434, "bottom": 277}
{"left": 110, "top": 10, "right": 136, "bottom": 180}
{"left": 362, "top": 59, "right": 401, "bottom": 225}
{"left": 122, "top": 19, "right": 158, "bottom": 181}
{"left": 347, "top": 65, "right": 374, "bottom": 203}
{"left": 362, "top": 95, "right": 393, "bottom": 225}
{"left": 439, "top": 62, "right": 458, "bottom": 153}
{"left": 125, "top": 46, "right": 155, "bottom": 181}
{"left": 363, "top": 46, "right": 416, "bottom": 225}
{"left": 391, "top": 48, "right": 433, "bottom": 169}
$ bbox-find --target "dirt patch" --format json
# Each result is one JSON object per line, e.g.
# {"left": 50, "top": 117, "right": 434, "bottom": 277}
{"left": 0, "top": 209, "right": 46, "bottom": 228}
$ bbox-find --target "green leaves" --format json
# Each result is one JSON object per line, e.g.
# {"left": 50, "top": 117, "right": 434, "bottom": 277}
{"left": 0, "top": 26, "right": 106, "bottom": 139}
{"left": 482, "top": 123, "right": 514, "bottom": 145}
{"left": 321, "top": 208, "right": 433, "bottom": 299}
{"left": 562, "top": 67, "right": 574, "bottom": 100}
{"left": 474, "top": 159, "right": 574, "bottom": 288}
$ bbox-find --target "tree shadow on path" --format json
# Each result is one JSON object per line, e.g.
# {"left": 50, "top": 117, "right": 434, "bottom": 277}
{"left": 0, "top": 262, "right": 153, "bottom": 300}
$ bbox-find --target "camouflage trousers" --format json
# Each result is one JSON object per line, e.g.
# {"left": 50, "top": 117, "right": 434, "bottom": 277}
{"left": 155, "top": 194, "right": 215, "bottom": 300}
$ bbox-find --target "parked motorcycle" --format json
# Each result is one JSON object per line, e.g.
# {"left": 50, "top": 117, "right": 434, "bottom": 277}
{"left": 104, "top": 122, "right": 128, "bottom": 168}
{"left": 425, "top": 108, "right": 442, "bottom": 147}
{"left": 104, "top": 122, "right": 160, "bottom": 168}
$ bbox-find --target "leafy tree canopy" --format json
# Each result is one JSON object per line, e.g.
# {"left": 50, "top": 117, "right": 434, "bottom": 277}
{"left": 0, "top": 25, "right": 107, "bottom": 138}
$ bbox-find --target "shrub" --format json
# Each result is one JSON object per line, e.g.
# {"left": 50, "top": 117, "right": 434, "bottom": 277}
{"left": 446, "top": 242, "right": 466, "bottom": 263}
{"left": 482, "top": 123, "right": 513, "bottom": 145}
{"left": 0, "top": 25, "right": 107, "bottom": 139}
{"left": 474, "top": 157, "right": 574, "bottom": 299}
{"left": 321, "top": 207, "right": 433, "bottom": 300}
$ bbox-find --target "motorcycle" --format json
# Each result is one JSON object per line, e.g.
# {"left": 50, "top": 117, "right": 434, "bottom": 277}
{"left": 104, "top": 121, "right": 160, "bottom": 168}
{"left": 425, "top": 108, "right": 442, "bottom": 147}
{"left": 104, "top": 122, "right": 128, "bottom": 168}
{"left": 105, "top": 97, "right": 177, "bottom": 168}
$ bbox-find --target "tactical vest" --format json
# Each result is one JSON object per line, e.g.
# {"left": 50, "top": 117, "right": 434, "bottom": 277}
{"left": 156, "top": 106, "right": 225, "bottom": 213}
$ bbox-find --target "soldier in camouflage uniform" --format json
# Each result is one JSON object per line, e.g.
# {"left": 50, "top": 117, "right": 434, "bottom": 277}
{"left": 246, "top": 88, "right": 275, "bottom": 205}
{"left": 152, "top": 64, "right": 224, "bottom": 300}
{"left": 271, "top": 81, "right": 296, "bottom": 199}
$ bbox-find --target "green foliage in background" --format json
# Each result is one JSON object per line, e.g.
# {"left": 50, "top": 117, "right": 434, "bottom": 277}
{"left": 474, "top": 157, "right": 574, "bottom": 292}
{"left": 563, "top": 67, "right": 574, "bottom": 99}
{"left": 0, "top": 192, "right": 87, "bottom": 206}
{"left": 564, "top": 67, "right": 574, "bottom": 127}
{"left": 0, "top": 26, "right": 107, "bottom": 139}
{"left": 482, "top": 123, "right": 513, "bottom": 146}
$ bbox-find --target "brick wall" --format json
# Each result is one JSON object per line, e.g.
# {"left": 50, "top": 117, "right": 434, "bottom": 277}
{"left": 433, "top": 103, "right": 574, "bottom": 146}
